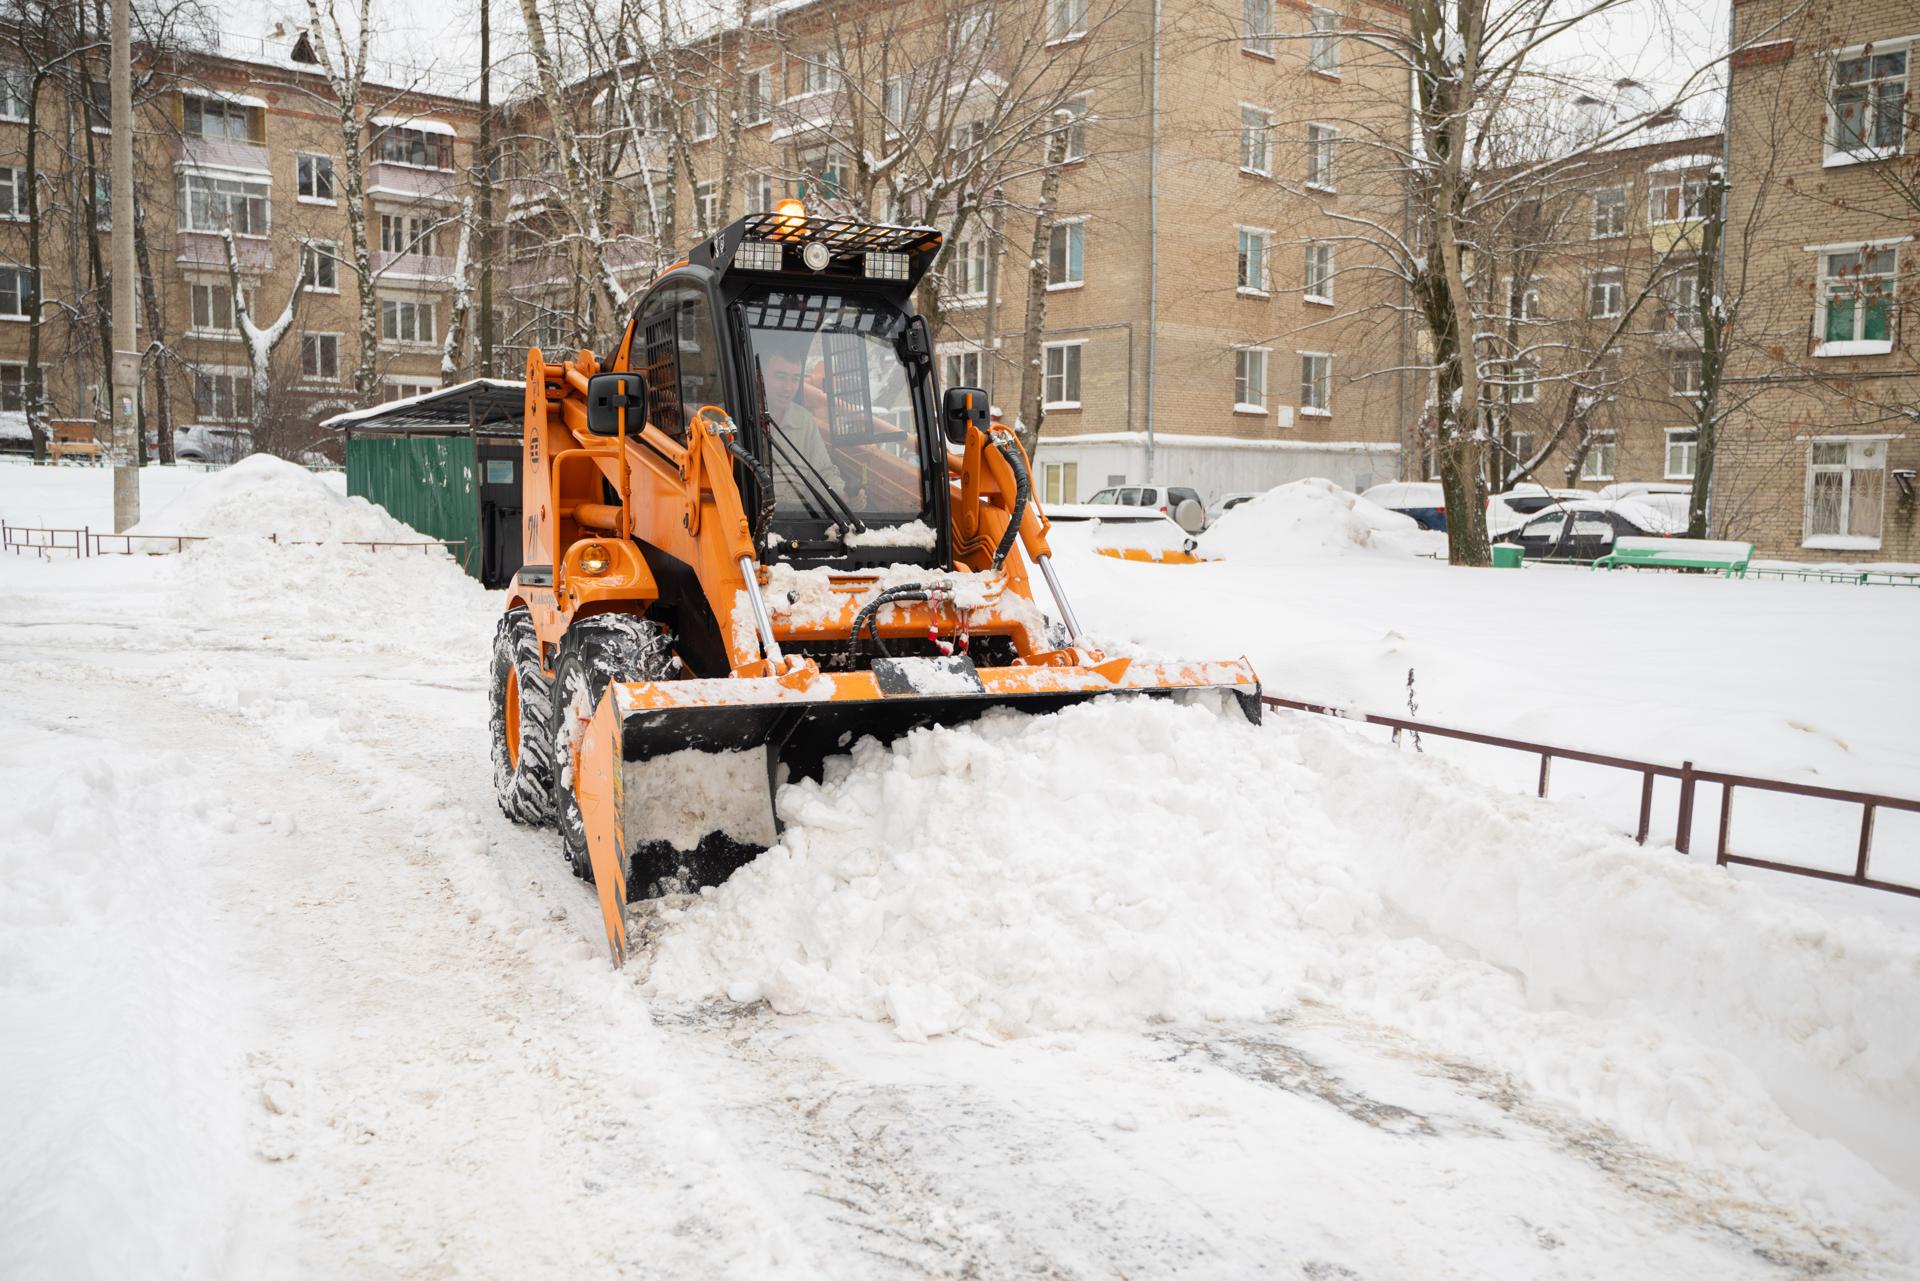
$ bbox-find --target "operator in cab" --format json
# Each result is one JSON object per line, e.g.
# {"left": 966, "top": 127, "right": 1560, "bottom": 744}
{"left": 758, "top": 341, "right": 861, "bottom": 513}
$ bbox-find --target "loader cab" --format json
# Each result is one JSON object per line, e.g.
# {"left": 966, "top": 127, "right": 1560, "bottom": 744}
{"left": 622, "top": 204, "right": 951, "bottom": 571}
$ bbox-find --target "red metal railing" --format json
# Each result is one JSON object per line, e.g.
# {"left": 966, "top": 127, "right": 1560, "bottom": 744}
{"left": 1262, "top": 694, "right": 1920, "bottom": 899}
{"left": 3, "top": 522, "right": 470, "bottom": 572}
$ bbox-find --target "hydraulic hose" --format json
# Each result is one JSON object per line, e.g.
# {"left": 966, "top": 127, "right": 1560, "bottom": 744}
{"left": 988, "top": 430, "right": 1031, "bottom": 572}
{"left": 849, "top": 585, "right": 934, "bottom": 659}
{"left": 725, "top": 434, "right": 777, "bottom": 548}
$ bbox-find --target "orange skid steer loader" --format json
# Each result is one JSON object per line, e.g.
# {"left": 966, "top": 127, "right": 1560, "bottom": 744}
{"left": 489, "top": 204, "right": 1261, "bottom": 963}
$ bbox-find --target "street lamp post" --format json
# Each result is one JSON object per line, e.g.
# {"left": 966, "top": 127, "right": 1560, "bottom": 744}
{"left": 110, "top": 0, "right": 139, "bottom": 530}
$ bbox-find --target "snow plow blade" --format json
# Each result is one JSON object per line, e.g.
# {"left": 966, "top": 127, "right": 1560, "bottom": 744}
{"left": 576, "top": 656, "right": 1262, "bottom": 964}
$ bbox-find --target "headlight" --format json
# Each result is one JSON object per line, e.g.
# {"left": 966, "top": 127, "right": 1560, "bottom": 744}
{"left": 578, "top": 542, "right": 612, "bottom": 576}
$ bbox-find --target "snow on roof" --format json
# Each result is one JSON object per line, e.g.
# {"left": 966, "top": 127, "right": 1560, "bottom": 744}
{"left": 371, "top": 115, "right": 458, "bottom": 136}
{"left": 1036, "top": 432, "right": 1398, "bottom": 455}
{"left": 319, "top": 378, "right": 524, "bottom": 431}
{"left": 0, "top": 411, "right": 30, "bottom": 442}
{"left": 1647, "top": 151, "right": 1722, "bottom": 173}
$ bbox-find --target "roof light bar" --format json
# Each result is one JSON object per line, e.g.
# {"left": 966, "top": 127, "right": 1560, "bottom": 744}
{"left": 736, "top": 240, "right": 784, "bottom": 272}
{"left": 864, "top": 251, "right": 910, "bottom": 281}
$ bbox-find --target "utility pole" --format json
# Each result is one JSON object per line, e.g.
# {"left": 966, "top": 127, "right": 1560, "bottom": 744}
{"left": 110, "top": 0, "right": 140, "bottom": 529}
{"left": 477, "top": 0, "right": 494, "bottom": 376}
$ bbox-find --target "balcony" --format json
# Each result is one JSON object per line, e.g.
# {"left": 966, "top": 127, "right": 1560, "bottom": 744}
{"left": 374, "top": 249, "right": 457, "bottom": 282}
{"left": 176, "top": 230, "right": 272, "bottom": 271}
{"left": 771, "top": 91, "right": 839, "bottom": 141}
{"left": 179, "top": 135, "right": 271, "bottom": 176}
{"left": 367, "top": 161, "right": 458, "bottom": 203}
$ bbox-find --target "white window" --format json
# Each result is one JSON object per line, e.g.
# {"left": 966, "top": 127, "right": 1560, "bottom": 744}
{"left": 189, "top": 281, "right": 238, "bottom": 334}
{"left": 799, "top": 51, "right": 842, "bottom": 96}
{"left": 300, "top": 241, "right": 339, "bottom": 292}
{"left": 385, "top": 379, "right": 438, "bottom": 402}
{"left": 179, "top": 173, "right": 269, "bottom": 235}
{"left": 380, "top": 212, "right": 437, "bottom": 257}
{"left": 691, "top": 91, "right": 717, "bottom": 142}
{"left": 1591, "top": 186, "right": 1626, "bottom": 238}
{"left": 300, "top": 333, "right": 340, "bottom": 381}
{"left": 1234, "top": 347, "right": 1269, "bottom": 411}
{"left": 745, "top": 171, "right": 776, "bottom": 213}
{"left": 1670, "top": 348, "right": 1703, "bottom": 397}
{"left": 0, "top": 65, "right": 28, "bottom": 123}
{"left": 1666, "top": 267, "right": 1702, "bottom": 330}
{"left": 1648, "top": 174, "right": 1709, "bottom": 224}
{"left": 1665, "top": 428, "right": 1698, "bottom": 479}
{"left": 1816, "top": 244, "right": 1896, "bottom": 354}
{"left": 183, "top": 94, "right": 256, "bottom": 142}
{"left": 1507, "top": 430, "right": 1535, "bottom": 464}
{"left": 1047, "top": 221, "right": 1084, "bottom": 288}
{"left": 0, "top": 361, "right": 47, "bottom": 410}
{"left": 1236, "top": 228, "right": 1269, "bottom": 294}
{"left": 381, "top": 298, "right": 437, "bottom": 344}
{"left": 1309, "top": 6, "right": 1341, "bottom": 74}
{"left": 695, "top": 180, "right": 720, "bottom": 230}
{"left": 883, "top": 75, "right": 910, "bottom": 130}
{"left": 943, "top": 348, "right": 983, "bottom": 388}
{"left": 1239, "top": 105, "right": 1272, "bottom": 175}
{"left": 1587, "top": 268, "right": 1624, "bottom": 318}
{"left": 1042, "top": 460, "right": 1078, "bottom": 505}
{"left": 1048, "top": 0, "right": 1089, "bottom": 43}
{"left": 1057, "top": 96, "right": 1089, "bottom": 162}
{"left": 743, "top": 67, "right": 772, "bottom": 125}
{"left": 1304, "top": 242, "right": 1333, "bottom": 302}
{"left": 0, "top": 166, "right": 25, "bottom": 218}
{"left": 193, "top": 367, "right": 250, "bottom": 421}
{"left": 1043, "top": 341, "right": 1083, "bottom": 407}
{"left": 1299, "top": 352, "right": 1332, "bottom": 414}
{"left": 1805, "top": 438, "right": 1888, "bottom": 545}
{"left": 1511, "top": 281, "right": 1541, "bottom": 320}
{"left": 1828, "top": 44, "right": 1907, "bottom": 160}
{"left": 0, "top": 265, "right": 30, "bottom": 319}
{"left": 955, "top": 5, "right": 994, "bottom": 51}
{"left": 948, "top": 233, "right": 989, "bottom": 299}
{"left": 1305, "top": 123, "right": 1337, "bottom": 189}
{"left": 1242, "top": 0, "right": 1274, "bottom": 55}
{"left": 1580, "top": 431, "right": 1617, "bottom": 480}
{"left": 376, "top": 125, "right": 452, "bottom": 169}
{"left": 1510, "top": 358, "right": 1538, "bottom": 402}
{"left": 296, "top": 153, "right": 336, "bottom": 203}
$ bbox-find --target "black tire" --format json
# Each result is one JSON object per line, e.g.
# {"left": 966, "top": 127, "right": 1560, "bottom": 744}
{"left": 551, "top": 614, "right": 674, "bottom": 882}
{"left": 490, "top": 608, "right": 555, "bottom": 825}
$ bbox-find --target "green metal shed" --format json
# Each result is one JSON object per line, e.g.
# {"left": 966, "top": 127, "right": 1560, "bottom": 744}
{"left": 320, "top": 379, "right": 526, "bottom": 588}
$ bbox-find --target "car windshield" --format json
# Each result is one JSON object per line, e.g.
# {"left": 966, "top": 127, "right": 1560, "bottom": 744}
{"left": 741, "top": 289, "right": 925, "bottom": 525}
{"left": 1086, "top": 491, "right": 1118, "bottom": 505}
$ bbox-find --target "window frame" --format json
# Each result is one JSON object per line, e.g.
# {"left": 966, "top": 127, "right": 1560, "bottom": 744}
{"left": 300, "top": 331, "right": 342, "bottom": 382}
{"left": 743, "top": 66, "right": 773, "bottom": 126}
{"left": 0, "top": 264, "right": 33, "bottom": 320}
{"left": 1587, "top": 268, "right": 1625, "bottom": 319}
{"left": 1042, "top": 339, "right": 1085, "bottom": 409}
{"left": 1309, "top": 6, "right": 1341, "bottom": 75}
{"left": 1665, "top": 428, "right": 1699, "bottom": 480}
{"left": 375, "top": 124, "right": 453, "bottom": 170}
{"left": 1812, "top": 239, "right": 1901, "bottom": 355}
{"left": 0, "top": 64, "right": 28, "bottom": 123}
{"left": 178, "top": 172, "right": 271, "bottom": 237}
{"left": 1241, "top": 0, "right": 1275, "bottom": 57}
{"left": 1047, "top": 0, "right": 1090, "bottom": 44}
{"left": 1825, "top": 40, "right": 1909, "bottom": 165}
{"left": 1670, "top": 347, "right": 1704, "bottom": 398}
{"left": 1057, "top": 96, "right": 1090, "bottom": 163}
{"left": 191, "top": 365, "right": 251, "bottom": 422}
{"left": 1042, "top": 459, "right": 1079, "bottom": 505}
{"left": 295, "top": 153, "right": 337, "bottom": 204}
{"left": 1590, "top": 185, "right": 1627, "bottom": 239}
{"left": 0, "top": 165, "right": 26, "bottom": 220}
{"left": 1803, "top": 436, "right": 1891, "bottom": 547}
{"left": 1298, "top": 350, "right": 1332, "bottom": 415}
{"left": 380, "top": 296, "right": 439, "bottom": 346}
{"left": 1046, "top": 219, "right": 1086, "bottom": 290}
{"left": 1239, "top": 104, "right": 1273, "bottom": 176}
{"left": 947, "top": 232, "right": 991, "bottom": 302}
{"left": 1648, "top": 174, "right": 1709, "bottom": 225}
{"left": 1234, "top": 345, "right": 1270, "bottom": 413}
{"left": 1305, "top": 123, "right": 1338, "bottom": 190}
{"left": 1579, "top": 431, "right": 1618, "bottom": 481}
{"left": 1236, "top": 226, "right": 1272, "bottom": 296}
{"left": 1304, "top": 242, "right": 1333, "bottom": 304}
{"left": 1509, "top": 358, "right": 1539, "bottom": 403}
{"left": 187, "top": 279, "right": 239, "bottom": 336}
{"left": 300, "top": 240, "right": 340, "bottom": 293}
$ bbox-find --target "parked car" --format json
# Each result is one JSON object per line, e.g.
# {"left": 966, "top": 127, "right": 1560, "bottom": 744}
{"left": 1595, "top": 481, "right": 1690, "bottom": 502}
{"left": 1206, "top": 491, "right": 1264, "bottom": 526}
{"left": 1360, "top": 481, "right": 1447, "bottom": 531}
{"left": 1497, "top": 499, "right": 1681, "bottom": 563}
{"left": 1083, "top": 484, "right": 1208, "bottom": 533}
{"left": 1486, "top": 484, "right": 1593, "bottom": 537}
{"left": 1043, "top": 504, "right": 1204, "bottom": 562}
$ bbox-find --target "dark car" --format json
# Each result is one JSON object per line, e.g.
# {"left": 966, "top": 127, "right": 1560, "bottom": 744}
{"left": 1498, "top": 500, "right": 1678, "bottom": 564}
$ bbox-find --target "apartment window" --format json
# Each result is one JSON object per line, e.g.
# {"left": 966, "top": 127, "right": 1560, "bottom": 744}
{"left": 798, "top": 51, "right": 841, "bottom": 95}
{"left": 1817, "top": 245, "right": 1895, "bottom": 352}
{"left": 1242, "top": 0, "right": 1274, "bottom": 56}
{"left": 381, "top": 298, "right": 437, "bottom": 344}
{"left": 0, "top": 166, "right": 24, "bottom": 219}
{"left": 1047, "top": 221, "right": 1085, "bottom": 287}
{"left": 882, "top": 75, "right": 910, "bottom": 130}
{"left": 300, "top": 241, "right": 339, "bottom": 292}
{"left": 0, "top": 266, "right": 32, "bottom": 319}
{"left": 691, "top": 90, "right": 717, "bottom": 141}
{"left": 1665, "top": 428, "right": 1698, "bottom": 479}
{"left": 1304, "top": 243, "right": 1333, "bottom": 302}
{"left": 1234, "top": 347, "right": 1269, "bottom": 411}
{"left": 183, "top": 94, "right": 258, "bottom": 143}
{"left": 92, "top": 173, "right": 110, "bottom": 229}
{"left": 1043, "top": 342, "right": 1083, "bottom": 407}
{"left": 300, "top": 333, "right": 340, "bottom": 381}
{"left": 1511, "top": 282, "right": 1541, "bottom": 320}
{"left": 385, "top": 379, "right": 438, "bottom": 402}
{"left": 179, "top": 173, "right": 269, "bottom": 235}
{"left": 84, "top": 80, "right": 109, "bottom": 132}
{"left": 1057, "top": 97, "right": 1089, "bottom": 163}
{"left": 1309, "top": 7, "right": 1341, "bottom": 74}
{"left": 193, "top": 368, "right": 250, "bottom": 421}
{"left": 1305, "top": 124, "right": 1337, "bottom": 189}
{"left": 1042, "top": 460, "right": 1078, "bottom": 505}
{"left": 1648, "top": 174, "right": 1708, "bottom": 224}
{"left": 380, "top": 213, "right": 438, "bottom": 257}
{"left": 0, "top": 361, "right": 45, "bottom": 410}
{"left": 1580, "top": 431, "right": 1617, "bottom": 480}
{"left": 1670, "top": 348, "right": 1703, "bottom": 397}
{"left": 1591, "top": 186, "right": 1626, "bottom": 238}
{"left": 1588, "top": 268, "right": 1624, "bottom": 318}
{"left": 296, "top": 154, "right": 336, "bottom": 203}
{"left": 189, "top": 281, "right": 238, "bottom": 333}
{"left": 955, "top": 5, "right": 994, "bottom": 51}
{"left": 1507, "top": 430, "right": 1535, "bottom": 464}
{"left": 1299, "top": 352, "right": 1331, "bottom": 413}
{"left": 743, "top": 67, "right": 772, "bottom": 125}
{"left": 377, "top": 125, "right": 453, "bottom": 169}
{"left": 0, "top": 65, "right": 28, "bottom": 123}
{"left": 1666, "top": 267, "right": 1702, "bottom": 330}
{"left": 944, "top": 349, "right": 983, "bottom": 388}
{"left": 695, "top": 180, "right": 720, "bottom": 230}
{"left": 1236, "top": 228, "right": 1269, "bottom": 294}
{"left": 1510, "top": 358, "right": 1538, "bottom": 402}
{"left": 1048, "top": 0, "right": 1089, "bottom": 44}
{"left": 1805, "top": 438, "right": 1887, "bottom": 544}
{"left": 1240, "top": 106, "right": 1272, "bottom": 175}
{"left": 1829, "top": 45, "right": 1907, "bottom": 159}
{"left": 745, "top": 171, "right": 776, "bottom": 214}
{"left": 798, "top": 148, "right": 847, "bottom": 200}
{"left": 948, "top": 234, "right": 989, "bottom": 299}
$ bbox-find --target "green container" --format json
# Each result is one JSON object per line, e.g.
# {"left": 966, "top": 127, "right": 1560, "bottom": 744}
{"left": 345, "top": 433, "right": 480, "bottom": 577}
{"left": 1491, "top": 545, "right": 1524, "bottom": 569}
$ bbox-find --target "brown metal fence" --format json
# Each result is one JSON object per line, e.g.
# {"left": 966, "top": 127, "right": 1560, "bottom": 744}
{"left": 2, "top": 522, "right": 470, "bottom": 572}
{"left": 1261, "top": 694, "right": 1920, "bottom": 900}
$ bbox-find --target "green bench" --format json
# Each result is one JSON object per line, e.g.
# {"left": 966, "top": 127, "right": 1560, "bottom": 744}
{"left": 1592, "top": 536, "right": 1753, "bottom": 578}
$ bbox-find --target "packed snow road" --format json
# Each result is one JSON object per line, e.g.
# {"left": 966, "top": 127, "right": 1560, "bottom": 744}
{"left": 4, "top": 479, "right": 1919, "bottom": 1277}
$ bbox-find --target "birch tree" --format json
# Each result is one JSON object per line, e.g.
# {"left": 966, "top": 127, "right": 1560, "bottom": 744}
{"left": 300, "top": 0, "right": 382, "bottom": 402}
{"left": 221, "top": 226, "right": 309, "bottom": 451}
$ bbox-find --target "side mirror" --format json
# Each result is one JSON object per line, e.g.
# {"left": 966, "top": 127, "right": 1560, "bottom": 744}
{"left": 585, "top": 371, "right": 646, "bottom": 437}
{"left": 942, "top": 386, "right": 990, "bottom": 447}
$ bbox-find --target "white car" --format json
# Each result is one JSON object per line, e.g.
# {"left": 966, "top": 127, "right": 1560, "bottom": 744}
{"left": 1595, "top": 481, "right": 1691, "bottom": 502}
{"left": 1486, "top": 484, "right": 1594, "bottom": 537}
{"left": 1083, "top": 484, "right": 1208, "bottom": 533}
{"left": 1206, "top": 491, "right": 1264, "bottom": 526}
{"left": 1043, "top": 504, "right": 1205, "bottom": 562}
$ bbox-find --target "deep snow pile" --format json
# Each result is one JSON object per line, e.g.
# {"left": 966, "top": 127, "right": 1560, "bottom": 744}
{"left": 643, "top": 697, "right": 1920, "bottom": 1242}
{"left": 129, "top": 454, "right": 415, "bottom": 543}
{"left": 1197, "top": 478, "right": 1440, "bottom": 562}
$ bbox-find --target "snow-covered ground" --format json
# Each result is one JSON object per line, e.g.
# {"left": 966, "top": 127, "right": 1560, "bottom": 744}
{"left": 3, "top": 464, "right": 1918, "bottom": 1278}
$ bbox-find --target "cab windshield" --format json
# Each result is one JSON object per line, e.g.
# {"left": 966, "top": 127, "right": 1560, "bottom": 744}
{"left": 740, "top": 289, "right": 926, "bottom": 527}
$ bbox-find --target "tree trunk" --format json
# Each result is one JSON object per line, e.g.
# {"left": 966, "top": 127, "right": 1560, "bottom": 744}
{"left": 477, "top": 0, "right": 494, "bottom": 377}
{"left": 131, "top": 190, "right": 174, "bottom": 463}
{"left": 23, "top": 68, "right": 47, "bottom": 462}
{"left": 1687, "top": 172, "right": 1725, "bottom": 539}
{"left": 1015, "top": 131, "right": 1068, "bottom": 458}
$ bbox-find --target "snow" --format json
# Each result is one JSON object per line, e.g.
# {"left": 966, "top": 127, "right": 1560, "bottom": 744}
{"left": 0, "top": 410, "right": 29, "bottom": 442}
{"left": 1199, "top": 478, "right": 1442, "bottom": 561}
{"left": 842, "top": 519, "right": 939, "bottom": 549}
{"left": 127, "top": 454, "right": 425, "bottom": 543}
{"left": 0, "top": 459, "right": 243, "bottom": 529}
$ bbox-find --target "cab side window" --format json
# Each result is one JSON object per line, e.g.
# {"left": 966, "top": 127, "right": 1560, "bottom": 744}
{"left": 635, "top": 284, "right": 724, "bottom": 442}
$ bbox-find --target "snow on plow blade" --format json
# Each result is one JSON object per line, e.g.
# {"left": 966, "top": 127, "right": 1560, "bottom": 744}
{"left": 575, "top": 656, "right": 1262, "bottom": 964}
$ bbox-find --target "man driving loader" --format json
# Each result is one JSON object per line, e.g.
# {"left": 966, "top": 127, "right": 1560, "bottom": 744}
{"left": 757, "top": 343, "right": 855, "bottom": 513}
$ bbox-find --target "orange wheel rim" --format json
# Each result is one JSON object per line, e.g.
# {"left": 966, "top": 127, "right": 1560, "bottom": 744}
{"left": 504, "top": 670, "right": 521, "bottom": 768}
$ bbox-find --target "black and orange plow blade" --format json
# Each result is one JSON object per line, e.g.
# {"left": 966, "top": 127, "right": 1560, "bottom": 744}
{"left": 577, "top": 655, "right": 1262, "bottom": 965}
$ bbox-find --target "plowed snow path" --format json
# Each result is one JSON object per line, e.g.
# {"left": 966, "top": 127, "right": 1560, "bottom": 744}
{"left": 2, "top": 549, "right": 1914, "bottom": 1279}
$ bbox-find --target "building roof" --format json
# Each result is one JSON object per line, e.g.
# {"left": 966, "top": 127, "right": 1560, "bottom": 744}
{"left": 321, "top": 379, "right": 525, "bottom": 437}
